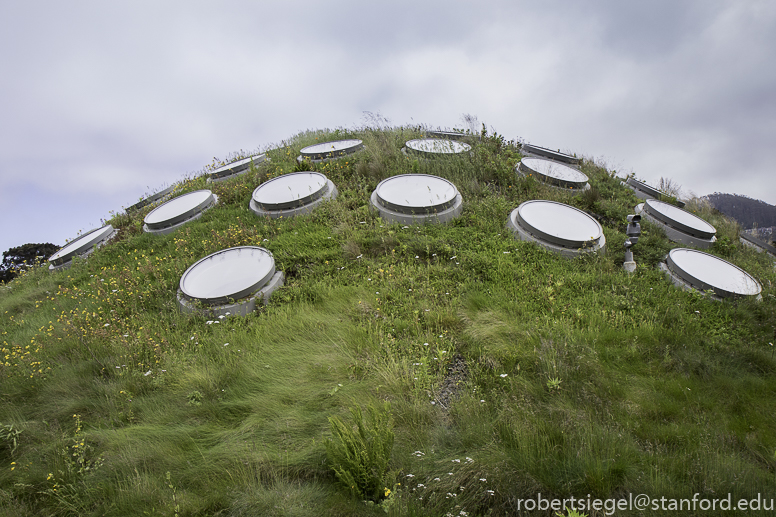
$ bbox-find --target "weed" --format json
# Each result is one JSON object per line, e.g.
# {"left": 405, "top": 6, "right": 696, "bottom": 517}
{"left": 325, "top": 401, "right": 396, "bottom": 502}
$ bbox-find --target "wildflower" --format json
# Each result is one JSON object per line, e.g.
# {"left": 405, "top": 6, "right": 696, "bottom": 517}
{"left": 384, "top": 487, "right": 391, "bottom": 497}
{"left": 433, "top": 477, "right": 440, "bottom": 481}
{"left": 144, "top": 370, "right": 152, "bottom": 376}
{"left": 500, "top": 373, "right": 508, "bottom": 378}
{"left": 452, "top": 459, "right": 460, "bottom": 463}
{"left": 406, "top": 474, "right": 415, "bottom": 478}
{"left": 479, "top": 478, "right": 486, "bottom": 482}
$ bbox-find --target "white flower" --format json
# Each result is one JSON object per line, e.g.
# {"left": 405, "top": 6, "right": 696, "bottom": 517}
{"left": 500, "top": 373, "right": 508, "bottom": 378}
{"left": 223, "top": 343, "right": 229, "bottom": 346}
{"left": 452, "top": 459, "right": 460, "bottom": 463}
{"left": 103, "top": 323, "right": 110, "bottom": 327}
{"left": 144, "top": 370, "right": 152, "bottom": 376}
{"left": 406, "top": 474, "right": 415, "bottom": 478}
{"left": 479, "top": 478, "right": 486, "bottom": 482}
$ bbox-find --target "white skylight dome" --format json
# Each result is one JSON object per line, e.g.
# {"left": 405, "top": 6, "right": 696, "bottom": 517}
{"left": 143, "top": 190, "right": 218, "bottom": 235}
{"left": 369, "top": 174, "right": 463, "bottom": 224}
{"left": 48, "top": 225, "right": 117, "bottom": 271}
{"left": 177, "top": 246, "right": 284, "bottom": 317}
{"left": 507, "top": 200, "right": 606, "bottom": 257}
{"left": 521, "top": 143, "right": 581, "bottom": 166}
{"left": 660, "top": 248, "right": 761, "bottom": 299}
{"left": 636, "top": 199, "right": 716, "bottom": 249}
{"left": 403, "top": 138, "right": 471, "bottom": 157}
{"left": 208, "top": 154, "right": 267, "bottom": 183}
{"left": 126, "top": 185, "right": 176, "bottom": 212}
{"left": 249, "top": 172, "right": 337, "bottom": 219}
{"left": 518, "top": 157, "right": 590, "bottom": 190}
{"left": 297, "top": 139, "right": 364, "bottom": 163}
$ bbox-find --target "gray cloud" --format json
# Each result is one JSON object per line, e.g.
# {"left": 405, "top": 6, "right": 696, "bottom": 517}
{"left": 1, "top": 1, "right": 774, "bottom": 253}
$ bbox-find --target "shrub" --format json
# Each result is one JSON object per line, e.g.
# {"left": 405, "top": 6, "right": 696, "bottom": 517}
{"left": 325, "top": 401, "right": 395, "bottom": 502}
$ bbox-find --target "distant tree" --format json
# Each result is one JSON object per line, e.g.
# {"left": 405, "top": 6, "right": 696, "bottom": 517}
{"left": 0, "top": 243, "right": 59, "bottom": 283}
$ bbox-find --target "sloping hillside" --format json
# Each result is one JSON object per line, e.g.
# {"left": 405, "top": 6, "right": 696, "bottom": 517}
{"left": 1, "top": 126, "right": 775, "bottom": 517}
{"left": 704, "top": 192, "right": 776, "bottom": 230}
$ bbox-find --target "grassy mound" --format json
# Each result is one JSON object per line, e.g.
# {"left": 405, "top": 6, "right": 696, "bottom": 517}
{"left": 1, "top": 125, "right": 775, "bottom": 516}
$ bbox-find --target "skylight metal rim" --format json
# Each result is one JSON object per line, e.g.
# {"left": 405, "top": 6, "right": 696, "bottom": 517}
{"left": 127, "top": 185, "right": 176, "bottom": 212}
{"left": 521, "top": 143, "right": 581, "bottom": 166}
{"left": 209, "top": 154, "right": 267, "bottom": 180}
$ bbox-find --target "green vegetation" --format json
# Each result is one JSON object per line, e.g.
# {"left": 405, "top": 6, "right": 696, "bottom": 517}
{"left": 1, "top": 124, "right": 775, "bottom": 516}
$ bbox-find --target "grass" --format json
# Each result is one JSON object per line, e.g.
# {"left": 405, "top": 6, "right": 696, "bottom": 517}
{"left": 1, "top": 124, "right": 775, "bottom": 516}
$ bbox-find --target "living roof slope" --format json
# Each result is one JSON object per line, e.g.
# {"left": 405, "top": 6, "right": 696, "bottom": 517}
{"left": 1, "top": 125, "right": 775, "bottom": 516}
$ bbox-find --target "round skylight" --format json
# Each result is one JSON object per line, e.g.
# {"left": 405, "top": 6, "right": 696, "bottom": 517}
{"left": 425, "top": 130, "right": 469, "bottom": 141}
{"left": 48, "top": 224, "right": 117, "bottom": 271}
{"left": 518, "top": 157, "right": 590, "bottom": 190}
{"left": 298, "top": 139, "right": 363, "bottom": 162}
{"left": 404, "top": 139, "right": 471, "bottom": 156}
{"left": 143, "top": 190, "right": 217, "bottom": 235}
{"left": 521, "top": 143, "right": 580, "bottom": 166}
{"left": 127, "top": 185, "right": 175, "bottom": 212}
{"left": 178, "top": 246, "right": 284, "bottom": 317}
{"left": 507, "top": 200, "right": 605, "bottom": 257}
{"left": 639, "top": 199, "right": 716, "bottom": 248}
{"left": 208, "top": 154, "right": 266, "bottom": 183}
{"left": 625, "top": 177, "right": 661, "bottom": 199}
{"left": 370, "top": 174, "right": 463, "bottom": 224}
{"left": 625, "top": 178, "right": 686, "bottom": 208}
{"left": 739, "top": 232, "right": 776, "bottom": 259}
{"left": 663, "top": 248, "right": 761, "bottom": 299}
{"left": 250, "top": 171, "right": 338, "bottom": 218}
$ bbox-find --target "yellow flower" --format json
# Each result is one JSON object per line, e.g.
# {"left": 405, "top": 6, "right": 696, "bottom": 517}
{"left": 384, "top": 487, "right": 391, "bottom": 497}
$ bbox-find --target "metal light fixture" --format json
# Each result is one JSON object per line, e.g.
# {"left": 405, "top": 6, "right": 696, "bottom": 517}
{"left": 624, "top": 214, "right": 641, "bottom": 272}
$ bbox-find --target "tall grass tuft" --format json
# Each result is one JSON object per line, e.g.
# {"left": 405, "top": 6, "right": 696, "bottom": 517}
{"left": 325, "top": 401, "right": 396, "bottom": 502}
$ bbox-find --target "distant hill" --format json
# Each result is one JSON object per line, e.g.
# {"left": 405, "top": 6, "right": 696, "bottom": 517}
{"left": 703, "top": 192, "right": 776, "bottom": 229}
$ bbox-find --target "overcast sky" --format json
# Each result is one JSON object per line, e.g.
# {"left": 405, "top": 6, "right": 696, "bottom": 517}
{"left": 1, "top": 0, "right": 774, "bottom": 254}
